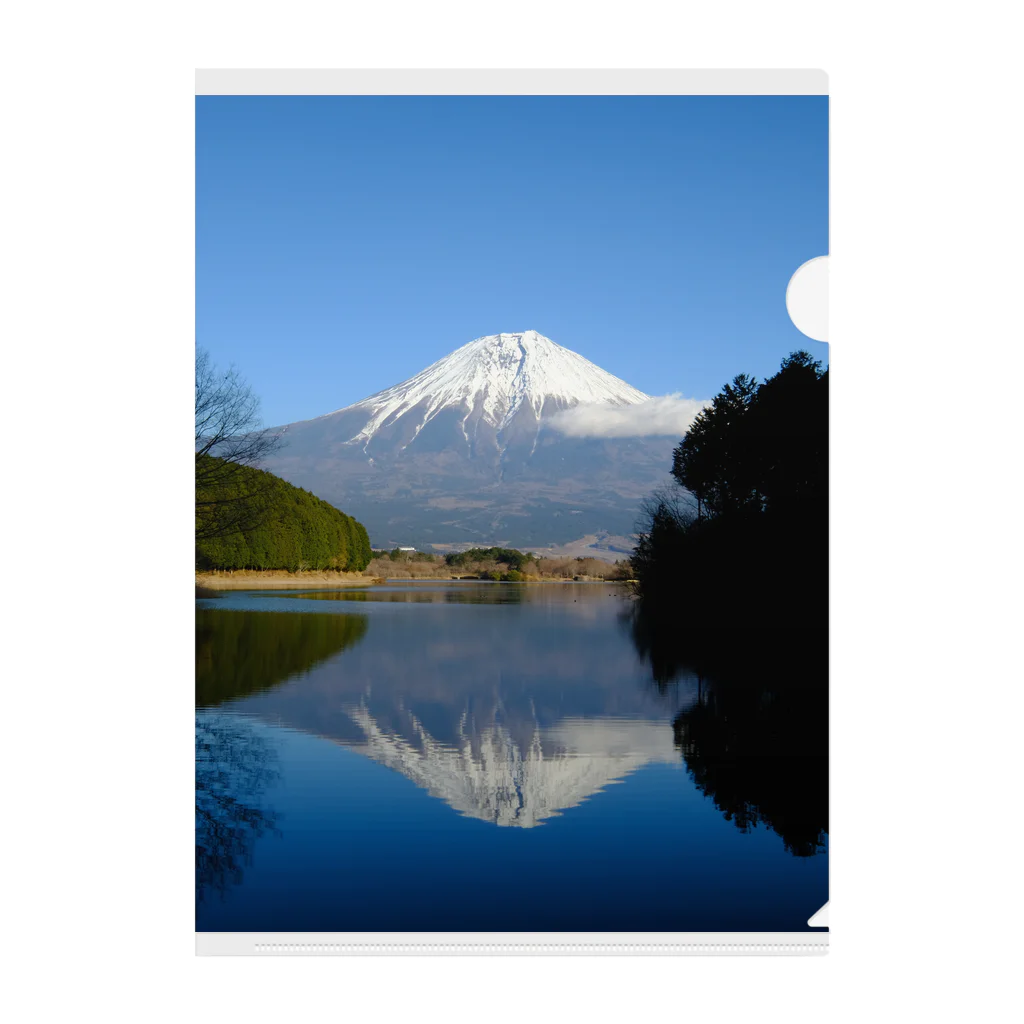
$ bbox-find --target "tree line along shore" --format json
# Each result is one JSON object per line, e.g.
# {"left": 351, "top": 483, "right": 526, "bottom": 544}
{"left": 197, "top": 546, "right": 634, "bottom": 589}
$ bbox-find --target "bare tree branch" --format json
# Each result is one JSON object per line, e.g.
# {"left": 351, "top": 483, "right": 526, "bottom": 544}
{"left": 195, "top": 348, "right": 287, "bottom": 541}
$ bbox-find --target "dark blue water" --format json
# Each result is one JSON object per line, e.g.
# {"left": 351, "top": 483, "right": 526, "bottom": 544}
{"left": 196, "top": 582, "right": 827, "bottom": 932}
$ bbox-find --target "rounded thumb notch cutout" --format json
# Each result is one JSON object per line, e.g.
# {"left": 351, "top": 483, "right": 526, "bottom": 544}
{"left": 786, "top": 255, "right": 829, "bottom": 342}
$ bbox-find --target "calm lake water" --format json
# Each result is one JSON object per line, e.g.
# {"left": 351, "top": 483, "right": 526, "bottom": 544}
{"left": 196, "top": 582, "right": 827, "bottom": 932}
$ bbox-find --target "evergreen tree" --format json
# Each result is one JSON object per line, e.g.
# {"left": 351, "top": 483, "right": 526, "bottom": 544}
{"left": 196, "top": 458, "right": 373, "bottom": 572}
{"left": 671, "top": 373, "right": 759, "bottom": 518}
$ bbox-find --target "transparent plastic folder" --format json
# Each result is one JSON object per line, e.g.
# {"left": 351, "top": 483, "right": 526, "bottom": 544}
{"left": 195, "top": 68, "right": 829, "bottom": 957}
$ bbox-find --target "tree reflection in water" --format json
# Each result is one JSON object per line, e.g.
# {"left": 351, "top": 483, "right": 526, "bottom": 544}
{"left": 196, "top": 712, "right": 279, "bottom": 904}
{"left": 196, "top": 607, "right": 371, "bottom": 902}
{"left": 196, "top": 608, "right": 368, "bottom": 707}
{"left": 625, "top": 600, "right": 827, "bottom": 856}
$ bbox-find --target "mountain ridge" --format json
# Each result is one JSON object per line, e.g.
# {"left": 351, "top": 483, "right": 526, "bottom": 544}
{"left": 262, "top": 331, "right": 680, "bottom": 550}
{"left": 289, "top": 330, "right": 649, "bottom": 455}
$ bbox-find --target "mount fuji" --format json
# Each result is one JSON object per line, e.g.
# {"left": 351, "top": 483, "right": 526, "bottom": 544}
{"left": 263, "top": 331, "right": 683, "bottom": 553}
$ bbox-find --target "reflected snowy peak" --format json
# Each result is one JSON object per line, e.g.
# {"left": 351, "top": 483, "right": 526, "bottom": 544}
{"left": 345, "top": 702, "right": 678, "bottom": 828}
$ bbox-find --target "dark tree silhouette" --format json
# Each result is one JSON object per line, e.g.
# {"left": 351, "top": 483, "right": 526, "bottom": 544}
{"left": 672, "top": 372, "right": 760, "bottom": 519}
{"left": 627, "top": 351, "right": 828, "bottom": 856}
{"left": 745, "top": 351, "right": 828, "bottom": 522}
{"left": 633, "top": 351, "right": 828, "bottom": 637}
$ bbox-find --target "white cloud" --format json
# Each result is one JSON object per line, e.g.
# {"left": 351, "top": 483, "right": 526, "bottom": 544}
{"left": 547, "top": 394, "right": 710, "bottom": 439}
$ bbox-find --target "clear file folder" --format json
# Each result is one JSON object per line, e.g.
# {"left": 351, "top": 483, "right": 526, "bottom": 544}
{"left": 195, "top": 68, "right": 829, "bottom": 956}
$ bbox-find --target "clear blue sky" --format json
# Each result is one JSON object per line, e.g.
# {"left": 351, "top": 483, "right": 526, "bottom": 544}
{"left": 197, "top": 95, "right": 828, "bottom": 427}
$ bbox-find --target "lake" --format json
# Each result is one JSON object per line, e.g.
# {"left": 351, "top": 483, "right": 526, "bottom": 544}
{"left": 196, "top": 581, "right": 827, "bottom": 933}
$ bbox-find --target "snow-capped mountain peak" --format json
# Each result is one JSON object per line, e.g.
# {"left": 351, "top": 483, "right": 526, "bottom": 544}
{"left": 267, "top": 330, "right": 678, "bottom": 549}
{"left": 331, "top": 331, "right": 649, "bottom": 450}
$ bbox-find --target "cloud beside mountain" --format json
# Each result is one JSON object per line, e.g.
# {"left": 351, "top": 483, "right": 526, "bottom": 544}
{"left": 547, "top": 394, "right": 710, "bottom": 439}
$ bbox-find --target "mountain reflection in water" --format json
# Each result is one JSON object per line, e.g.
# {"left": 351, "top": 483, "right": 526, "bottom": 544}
{"left": 195, "top": 582, "right": 827, "bottom": 931}
{"left": 347, "top": 703, "right": 678, "bottom": 828}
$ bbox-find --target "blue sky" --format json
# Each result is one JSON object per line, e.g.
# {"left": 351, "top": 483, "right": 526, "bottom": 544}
{"left": 197, "top": 95, "right": 828, "bottom": 427}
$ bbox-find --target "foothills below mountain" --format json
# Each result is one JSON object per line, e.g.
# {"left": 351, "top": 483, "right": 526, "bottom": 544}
{"left": 263, "top": 331, "right": 680, "bottom": 553}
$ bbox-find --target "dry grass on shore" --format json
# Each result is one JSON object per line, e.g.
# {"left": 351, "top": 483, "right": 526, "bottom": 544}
{"left": 195, "top": 569, "right": 381, "bottom": 590}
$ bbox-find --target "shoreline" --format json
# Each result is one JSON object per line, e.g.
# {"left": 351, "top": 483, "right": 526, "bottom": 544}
{"left": 196, "top": 570, "right": 382, "bottom": 590}
{"left": 196, "top": 569, "right": 634, "bottom": 590}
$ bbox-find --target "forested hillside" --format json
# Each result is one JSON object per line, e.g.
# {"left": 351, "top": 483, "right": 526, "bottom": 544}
{"left": 196, "top": 456, "right": 372, "bottom": 572}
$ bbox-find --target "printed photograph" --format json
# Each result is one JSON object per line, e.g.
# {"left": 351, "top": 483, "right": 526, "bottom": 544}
{"left": 196, "top": 92, "right": 828, "bottom": 933}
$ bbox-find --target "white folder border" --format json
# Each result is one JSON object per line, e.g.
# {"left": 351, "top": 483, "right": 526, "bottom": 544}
{"left": 195, "top": 68, "right": 828, "bottom": 96}
{"left": 197, "top": 931, "right": 828, "bottom": 956}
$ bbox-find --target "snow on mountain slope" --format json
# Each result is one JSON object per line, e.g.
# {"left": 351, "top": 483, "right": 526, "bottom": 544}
{"left": 264, "top": 330, "right": 679, "bottom": 549}
{"left": 324, "top": 330, "right": 649, "bottom": 450}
